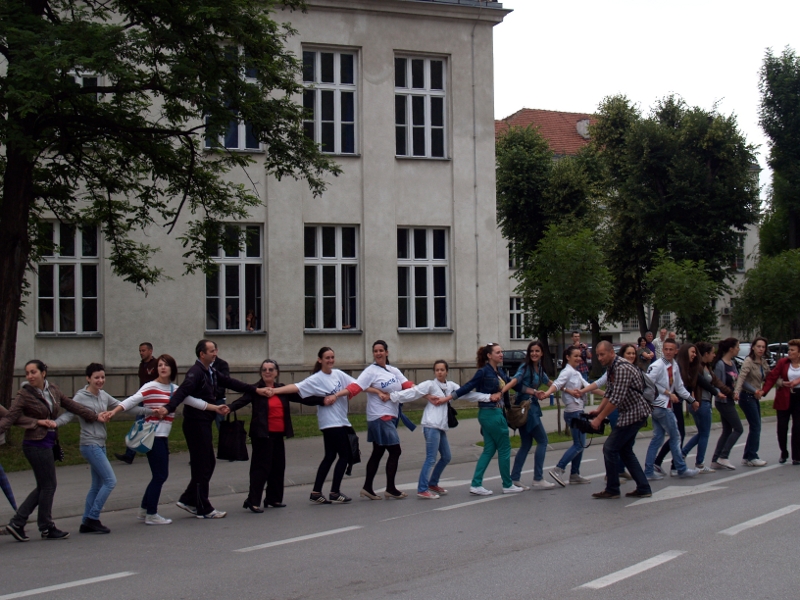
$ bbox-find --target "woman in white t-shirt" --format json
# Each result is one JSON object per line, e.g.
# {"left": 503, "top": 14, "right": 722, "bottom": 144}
{"left": 348, "top": 340, "right": 415, "bottom": 500}
{"left": 268, "top": 347, "right": 357, "bottom": 504}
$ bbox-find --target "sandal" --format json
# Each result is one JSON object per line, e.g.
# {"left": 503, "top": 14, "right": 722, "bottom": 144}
{"left": 359, "top": 489, "right": 382, "bottom": 500}
{"left": 384, "top": 490, "right": 408, "bottom": 500}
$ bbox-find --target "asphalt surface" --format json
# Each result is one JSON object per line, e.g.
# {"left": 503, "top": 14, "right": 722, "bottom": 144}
{"left": 0, "top": 416, "right": 797, "bottom": 600}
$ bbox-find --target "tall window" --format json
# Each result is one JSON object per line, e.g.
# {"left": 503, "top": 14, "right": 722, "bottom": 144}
{"left": 395, "top": 57, "right": 446, "bottom": 158}
{"left": 205, "top": 48, "right": 260, "bottom": 151}
{"left": 508, "top": 241, "right": 520, "bottom": 270}
{"left": 510, "top": 297, "right": 527, "bottom": 340}
{"left": 304, "top": 225, "right": 358, "bottom": 330}
{"left": 37, "top": 223, "right": 99, "bottom": 334}
{"left": 206, "top": 225, "right": 263, "bottom": 332}
{"left": 734, "top": 234, "right": 746, "bottom": 272}
{"left": 71, "top": 72, "right": 99, "bottom": 101}
{"left": 397, "top": 228, "right": 448, "bottom": 329}
{"left": 302, "top": 50, "right": 357, "bottom": 155}
{"left": 622, "top": 317, "right": 640, "bottom": 331}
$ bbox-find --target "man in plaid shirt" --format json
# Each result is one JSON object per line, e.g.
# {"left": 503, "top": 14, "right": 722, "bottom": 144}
{"left": 588, "top": 341, "right": 652, "bottom": 499}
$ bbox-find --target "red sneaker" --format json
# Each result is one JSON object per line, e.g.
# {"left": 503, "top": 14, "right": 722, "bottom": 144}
{"left": 417, "top": 490, "right": 440, "bottom": 499}
{"left": 428, "top": 485, "right": 448, "bottom": 495}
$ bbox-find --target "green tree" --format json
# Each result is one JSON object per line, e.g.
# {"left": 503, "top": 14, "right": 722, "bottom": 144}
{"left": 733, "top": 250, "right": 800, "bottom": 340}
{"left": 0, "top": 0, "right": 339, "bottom": 405}
{"left": 592, "top": 95, "right": 760, "bottom": 335}
{"left": 644, "top": 250, "right": 720, "bottom": 341}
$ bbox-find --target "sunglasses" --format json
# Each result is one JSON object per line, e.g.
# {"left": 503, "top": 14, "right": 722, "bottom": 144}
{"left": 261, "top": 367, "right": 277, "bottom": 373}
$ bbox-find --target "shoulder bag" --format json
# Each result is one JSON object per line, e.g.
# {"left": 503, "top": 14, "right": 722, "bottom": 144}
{"left": 125, "top": 384, "right": 171, "bottom": 453}
{"left": 217, "top": 410, "right": 249, "bottom": 461}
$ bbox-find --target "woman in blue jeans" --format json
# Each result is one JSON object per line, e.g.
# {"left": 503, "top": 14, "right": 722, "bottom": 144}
{"left": 500, "top": 341, "right": 553, "bottom": 490}
{"left": 57, "top": 363, "right": 149, "bottom": 534}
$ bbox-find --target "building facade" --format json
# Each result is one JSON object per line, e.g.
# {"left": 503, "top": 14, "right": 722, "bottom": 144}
{"left": 14, "top": 0, "right": 511, "bottom": 400}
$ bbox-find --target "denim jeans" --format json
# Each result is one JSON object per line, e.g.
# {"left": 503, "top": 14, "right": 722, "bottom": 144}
{"left": 712, "top": 400, "right": 743, "bottom": 461}
{"left": 607, "top": 409, "right": 627, "bottom": 473}
{"left": 510, "top": 421, "right": 548, "bottom": 482}
{"left": 79, "top": 445, "right": 117, "bottom": 521}
{"left": 682, "top": 401, "right": 712, "bottom": 465}
{"left": 645, "top": 407, "right": 688, "bottom": 475}
{"left": 12, "top": 446, "right": 57, "bottom": 531}
{"left": 557, "top": 412, "right": 585, "bottom": 474}
{"left": 738, "top": 392, "right": 762, "bottom": 460}
{"left": 472, "top": 409, "right": 512, "bottom": 488}
{"left": 603, "top": 418, "right": 650, "bottom": 495}
{"left": 142, "top": 436, "right": 169, "bottom": 515}
{"left": 418, "top": 428, "right": 451, "bottom": 492}
{"left": 655, "top": 402, "right": 685, "bottom": 469}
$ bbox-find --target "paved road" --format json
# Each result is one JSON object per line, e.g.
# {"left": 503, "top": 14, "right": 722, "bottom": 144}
{"left": 0, "top": 421, "right": 797, "bottom": 600}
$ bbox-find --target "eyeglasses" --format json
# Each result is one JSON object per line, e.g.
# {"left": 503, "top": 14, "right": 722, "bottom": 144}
{"left": 261, "top": 367, "right": 276, "bottom": 373}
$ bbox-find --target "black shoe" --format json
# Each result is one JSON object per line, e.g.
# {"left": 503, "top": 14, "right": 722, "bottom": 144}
{"left": 592, "top": 490, "right": 620, "bottom": 499}
{"left": 114, "top": 453, "right": 134, "bottom": 465}
{"left": 310, "top": 492, "right": 331, "bottom": 505}
{"left": 6, "top": 523, "right": 29, "bottom": 542}
{"left": 266, "top": 502, "right": 286, "bottom": 508}
{"left": 625, "top": 490, "right": 652, "bottom": 498}
{"left": 79, "top": 518, "right": 111, "bottom": 534}
{"left": 243, "top": 500, "right": 264, "bottom": 513}
{"left": 41, "top": 526, "right": 70, "bottom": 540}
{"left": 793, "top": 460, "right": 800, "bottom": 466}
{"left": 329, "top": 492, "right": 352, "bottom": 504}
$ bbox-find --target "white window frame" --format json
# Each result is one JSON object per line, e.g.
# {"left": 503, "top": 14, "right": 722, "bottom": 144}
{"left": 304, "top": 225, "right": 359, "bottom": 331}
{"left": 205, "top": 225, "right": 264, "bottom": 332}
{"left": 37, "top": 222, "right": 100, "bottom": 334}
{"left": 397, "top": 227, "right": 449, "bottom": 330}
{"left": 734, "top": 233, "right": 746, "bottom": 272}
{"left": 622, "top": 317, "right": 640, "bottom": 331}
{"left": 205, "top": 47, "right": 261, "bottom": 151}
{"left": 394, "top": 56, "right": 447, "bottom": 159}
{"left": 510, "top": 297, "right": 527, "bottom": 340}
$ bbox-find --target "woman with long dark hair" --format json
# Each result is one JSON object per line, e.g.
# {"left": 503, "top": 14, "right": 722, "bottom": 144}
{"left": 710, "top": 338, "right": 744, "bottom": 470}
{"left": 268, "top": 347, "right": 356, "bottom": 504}
{"left": 733, "top": 336, "right": 770, "bottom": 467}
{"left": 447, "top": 343, "right": 523, "bottom": 496}
{"left": 499, "top": 340, "right": 553, "bottom": 490}
{"left": 0, "top": 360, "right": 99, "bottom": 541}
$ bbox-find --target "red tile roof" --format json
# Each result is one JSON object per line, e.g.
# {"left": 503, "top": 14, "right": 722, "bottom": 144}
{"left": 495, "top": 108, "right": 595, "bottom": 156}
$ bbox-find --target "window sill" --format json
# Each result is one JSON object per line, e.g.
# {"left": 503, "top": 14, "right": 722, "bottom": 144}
{"left": 204, "top": 330, "right": 267, "bottom": 336}
{"left": 395, "top": 156, "right": 451, "bottom": 162}
{"left": 203, "top": 148, "right": 265, "bottom": 154}
{"left": 325, "top": 153, "right": 361, "bottom": 158}
{"left": 304, "top": 329, "right": 363, "bottom": 335}
{"left": 35, "top": 332, "right": 103, "bottom": 339}
{"left": 397, "top": 328, "right": 453, "bottom": 334}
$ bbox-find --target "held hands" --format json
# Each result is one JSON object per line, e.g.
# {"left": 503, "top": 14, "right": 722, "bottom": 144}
{"left": 215, "top": 404, "right": 231, "bottom": 416}
{"left": 377, "top": 391, "right": 391, "bottom": 403}
{"left": 97, "top": 411, "right": 113, "bottom": 423}
{"left": 489, "top": 392, "right": 502, "bottom": 402}
{"left": 755, "top": 389, "right": 764, "bottom": 400}
{"left": 258, "top": 388, "right": 272, "bottom": 398}
{"left": 565, "top": 388, "right": 582, "bottom": 399}
{"left": 152, "top": 406, "right": 168, "bottom": 419}
{"left": 37, "top": 419, "right": 57, "bottom": 429}
{"left": 323, "top": 395, "right": 337, "bottom": 406}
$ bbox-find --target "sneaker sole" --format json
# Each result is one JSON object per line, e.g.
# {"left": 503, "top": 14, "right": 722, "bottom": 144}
{"left": 176, "top": 503, "right": 197, "bottom": 515}
{"left": 6, "top": 526, "right": 28, "bottom": 542}
{"left": 549, "top": 472, "right": 566, "bottom": 487}
{"left": 145, "top": 520, "right": 172, "bottom": 526}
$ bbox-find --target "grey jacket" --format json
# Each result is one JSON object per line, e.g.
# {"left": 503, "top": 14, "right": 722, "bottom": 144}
{"left": 56, "top": 386, "right": 149, "bottom": 446}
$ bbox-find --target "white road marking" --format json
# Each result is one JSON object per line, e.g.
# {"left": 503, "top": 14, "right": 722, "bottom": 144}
{"left": 234, "top": 526, "right": 362, "bottom": 553}
{"left": 434, "top": 495, "right": 513, "bottom": 511}
{"left": 576, "top": 551, "right": 686, "bottom": 589}
{"left": 718, "top": 505, "right": 800, "bottom": 536}
{"left": 0, "top": 572, "right": 136, "bottom": 600}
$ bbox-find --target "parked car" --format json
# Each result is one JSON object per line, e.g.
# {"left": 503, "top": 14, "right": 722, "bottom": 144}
{"left": 769, "top": 342, "right": 789, "bottom": 361}
{"left": 501, "top": 349, "right": 526, "bottom": 374}
{"left": 733, "top": 342, "right": 776, "bottom": 370}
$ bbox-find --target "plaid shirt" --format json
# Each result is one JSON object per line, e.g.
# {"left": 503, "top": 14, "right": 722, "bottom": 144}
{"left": 605, "top": 356, "right": 651, "bottom": 427}
{"left": 567, "top": 344, "right": 590, "bottom": 377}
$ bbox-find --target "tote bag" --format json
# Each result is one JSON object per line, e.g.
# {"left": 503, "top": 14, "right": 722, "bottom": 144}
{"left": 217, "top": 411, "right": 249, "bottom": 461}
{"left": 125, "top": 383, "right": 172, "bottom": 453}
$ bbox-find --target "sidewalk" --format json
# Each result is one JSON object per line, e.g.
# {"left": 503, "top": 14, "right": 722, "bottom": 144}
{"left": 0, "top": 409, "right": 767, "bottom": 522}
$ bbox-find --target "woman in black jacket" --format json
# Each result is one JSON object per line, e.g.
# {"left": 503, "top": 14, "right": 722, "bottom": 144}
{"left": 228, "top": 359, "right": 325, "bottom": 512}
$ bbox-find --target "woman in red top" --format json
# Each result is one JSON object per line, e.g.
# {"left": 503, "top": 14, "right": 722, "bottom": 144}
{"left": 762, "top": 339, "right": 800, "bottom": 464}
{"left": 228, "top": 360, "right": 326, "bottom": 511}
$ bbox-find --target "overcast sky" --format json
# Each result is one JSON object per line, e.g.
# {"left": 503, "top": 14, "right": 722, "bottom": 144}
{"left": 493, "top": 0, "right": 800, "bottom": 194}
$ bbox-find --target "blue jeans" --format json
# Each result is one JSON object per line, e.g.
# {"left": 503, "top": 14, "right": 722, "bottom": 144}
{"left": 511, "top": 421, "right": 548, "bottom": 482}
{"left": 142, "top": 437, "right": 169, "bottom": 514}
{"left": 607, "top": 409, "right": 627, "bottom": 473}
{"left": 603, "top": 418, "right": 650, "bottom": 495}
{"left": 418, "top": 428, "right": 451, "bottom": 492}
{"left": 557, "top": 412, "right": 585, "bottom": 473}
{"left": 79, "top": 445, "right": 117, "bottom": 521}
{"left": 682, "top": 401, "right": 712, "bottom": 465}
{"left": 645, "top": 407, "right": 688, "bottom": 475}
{"left": 738, "top": 392, "right": 762, "bottom": 460}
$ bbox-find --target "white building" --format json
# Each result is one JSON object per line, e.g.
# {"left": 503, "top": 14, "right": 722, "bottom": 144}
{"left": 14, "top": 0, "right": 512, "bottom": 402}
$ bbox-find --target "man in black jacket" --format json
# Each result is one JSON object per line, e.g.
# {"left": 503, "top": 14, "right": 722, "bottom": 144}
{"left": 155, "top": 339, "right": 268, "bottom": 518}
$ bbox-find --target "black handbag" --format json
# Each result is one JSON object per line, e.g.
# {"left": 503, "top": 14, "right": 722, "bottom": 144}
{"left": 216, "top": 412, "right": 249, "bottom": 461}
{"left": 52, "top": 441, "right": 64, "bottom": 462}
{"left": 447, "top": 403, "right": 459, "bottom": 428}
{"left": 344, "top": 427, "right": 360, "bottom": 476}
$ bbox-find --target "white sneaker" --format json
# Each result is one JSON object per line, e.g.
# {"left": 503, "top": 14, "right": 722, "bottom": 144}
{"left": 145, "top": 513, "right": 172, "bottom": 526}
{"left": 549, "top": 467, "right": 566, "bottom": 487}
{"left": 569, "top": 474, "right": 591, "bottom": 484}
{"left": 743, "top": 458, "right": 767, "bottom": 467}
{"left": 512, "top": 480, "right": 530, "bottom": 491}
{"left": 469, "top": 486, "right": 493, "bottom": 496}
{"left": 696, "top": 464, "right": 716, "bottom": 474}
{"left": 670, "top": 469, "right": 678, "bottom": 477}
{"left": 137, "top": 508, "right": 147, "bottom": 521}
{"left": 715, "top": 458, "right": 736, "bottom": 470}
{"left": 503, "top": 484, "right": 524, "bottom": 494}
{"left": 196, "top": 509, "right": 227, "bottom": 519}
{"left": 532, "top": 479, "right": 555, "bottom": 490}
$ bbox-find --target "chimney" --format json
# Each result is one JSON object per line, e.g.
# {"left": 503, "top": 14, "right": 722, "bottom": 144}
{"left": 576, "top": 119, "right": 590, "bottom": 140}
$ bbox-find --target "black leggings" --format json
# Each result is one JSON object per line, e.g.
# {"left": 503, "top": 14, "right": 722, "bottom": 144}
{"left": 363, "top": 443, "right": 401, "bottom": 495}
{"left": 313, "top": 427, "right": 351, "bottom": 494}
{"left": 655, "top": 402, "right": 686, "bottom": 468}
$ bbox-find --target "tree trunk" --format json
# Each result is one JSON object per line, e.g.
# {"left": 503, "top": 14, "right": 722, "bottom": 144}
{"left": 537, "top": 323, "right": 555, "bottom": 377}
{"left": 0, "top": 149, "right": 34, "bottom": 407}
{"left": 649, "top": 308, "right": 661, "bottom": 335}
{"left": 637, "top": 300, "right": 648, "bottom": 338}
{"left": 589, "top": 317, "right": 602, "bottom": 379}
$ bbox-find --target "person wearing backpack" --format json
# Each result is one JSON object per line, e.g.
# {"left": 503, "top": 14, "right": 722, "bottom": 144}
{"left": 643, "top": 339, "right": 699, "bottom": 480}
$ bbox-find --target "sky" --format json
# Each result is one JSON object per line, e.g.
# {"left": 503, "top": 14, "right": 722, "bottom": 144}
{"left": 492, "top": 0, "right": 800, "bottom": 195}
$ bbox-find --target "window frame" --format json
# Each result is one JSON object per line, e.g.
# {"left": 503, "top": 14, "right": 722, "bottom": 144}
{"left": 36, "top": 222, "right": 100, "bottom": 335}
{"left": 302, "top": 48, "right": 358, "bottom": 156}
{"left": 205, "top": 225, "right": 264, "bottom": 333}
{"left": 397, "top": 227, "right": 449, "bottom": 331}
{"left": 509, "top": 297, "right": 527, "bottom": 341}
{"left": 304, "top": 225, "right": 360, "bottom": 332}
{"left": 394, "top": 56, "right": 447, "bottom": 159}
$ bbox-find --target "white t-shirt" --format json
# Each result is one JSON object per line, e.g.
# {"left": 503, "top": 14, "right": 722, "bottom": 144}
{"left": 390, "top": 380, "right": 490, "bottom": 430}
{"left": 551, "top": 364, "right": 590, "bottom": 412}
{"left": 789, "top": 365, "right": 800, "bottom": 389}
{"left": 295, "top": 369, "right": 355, "bottom": 430}
{"left": 356, "top": 364, "right": 409, "bottom": 422}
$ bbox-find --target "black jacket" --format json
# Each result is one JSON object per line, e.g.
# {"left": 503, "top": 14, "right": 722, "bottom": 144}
{"left": 228, "top": 379, "right": 324, "bottom": 439}
{"left": 164, "top": 360, "right": 256, "bottom": 422}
